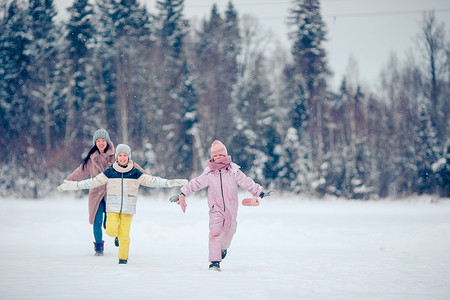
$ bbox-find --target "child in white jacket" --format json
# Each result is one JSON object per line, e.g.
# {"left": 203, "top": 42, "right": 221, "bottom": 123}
{"left": 58, "top": 144, "right": 187, "bottom": 264}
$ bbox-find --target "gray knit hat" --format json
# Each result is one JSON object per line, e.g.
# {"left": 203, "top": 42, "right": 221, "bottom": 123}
{"left": 115, "top": 144, "right": 131, "bottom": 160}
{"left": 93, "top": 129, "right": 111, "bottom": 146}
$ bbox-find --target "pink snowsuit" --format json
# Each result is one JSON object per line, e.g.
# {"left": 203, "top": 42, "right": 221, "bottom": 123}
{"left": 180, "top": 162, "right": 264, "bottom": 262}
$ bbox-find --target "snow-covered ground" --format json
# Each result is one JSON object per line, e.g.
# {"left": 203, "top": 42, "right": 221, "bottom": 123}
{"left": 1, "top": 193, "right": 450, "bottom": 300}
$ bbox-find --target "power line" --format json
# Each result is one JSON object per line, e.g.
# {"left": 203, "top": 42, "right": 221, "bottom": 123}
{"left": 184, "top": 1, "right": 450, "bottom": 21}
{"left": 324, "top": 8, "right": 450, "bottom": 19}
{"left": 185, "top": 0, "right": 350, "bottom": 8}
{"left": 186, "top": 0, "right": 450, "bottom": 13}
{"left": 229, "top": 8, "right": 450, "bottom": 22}
{"left": 187, "top": 1, "right": 290, "bottom": 8}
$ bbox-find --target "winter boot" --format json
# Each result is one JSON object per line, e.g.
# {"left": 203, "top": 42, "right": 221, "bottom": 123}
{"left": 209, "top": 261, "right": 220, "bottom": 271}
{"left": 221, "top": 249, "right": 227, "bottom": 260}
{"left": 94, "top": 241, "right": 104, "bottom": 256}
{"left": 119, "top": 259, "right": 127, "bottom": 264}
{"left": 114, "top": 237, "right": 119, "bottom": 247}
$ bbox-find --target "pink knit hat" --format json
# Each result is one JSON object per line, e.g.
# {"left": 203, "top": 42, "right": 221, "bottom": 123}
{"left": 210, "top": 140, "right": 228, "bottom": 158}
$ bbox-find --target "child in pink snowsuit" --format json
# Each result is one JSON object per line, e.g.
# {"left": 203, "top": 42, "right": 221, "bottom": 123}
{"left": 176, "top": 140, "right": 265, "bottom": 271}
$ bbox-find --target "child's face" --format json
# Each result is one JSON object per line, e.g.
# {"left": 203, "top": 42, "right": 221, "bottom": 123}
{"left": 117, "top": 153, "right": 129, "bottom": 166}
{"left": 96, "top": 138, "right": 107, "bottom": 153}
{"left": 212, "top": 154, "right": 225, "bottom": 162}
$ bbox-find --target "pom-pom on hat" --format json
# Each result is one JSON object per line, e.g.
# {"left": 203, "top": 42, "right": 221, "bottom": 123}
{"left": 115, "top": 144, "right": 131, "bottom": 160}
{"left": 210, "top": 140, "right": 227, "bottom": 159}
{"left": 93, "top": 128, "right": 111, "bottom": 146}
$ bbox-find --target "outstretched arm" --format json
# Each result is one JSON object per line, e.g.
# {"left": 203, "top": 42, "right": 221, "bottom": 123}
{"left": 169, "top": 173, "right": 208, "bottom": 213}
{"left": 57, "top": 173, "right": 108, "bottom": 191}
{"left": 138, "top": 174, "right": 187, "bottom": 188}
{"left": 179, "top": 172, "right": 209, "bottom": 197}
{"left": 235, "top": 169, "right": 264, "bottom": 197}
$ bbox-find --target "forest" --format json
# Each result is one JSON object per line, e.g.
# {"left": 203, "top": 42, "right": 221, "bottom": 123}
{"left": 0, "top": 0, "right": 449, "bottom": 199}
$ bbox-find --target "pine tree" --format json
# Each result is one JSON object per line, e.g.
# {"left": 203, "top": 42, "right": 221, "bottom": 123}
{"left": 93, "top": 0, "right": 120, "bottom": 138}
{"left": 276, "top": 62, "right": 314, "bottom": 193}
{"left": 155, "top": 0, "right": 187, "bottom": 78}
{"left": 94, "top": 0, "right": 152, "bottom": 143}
{"left": 192, "top": 3, "right": 223, "bottom": 144}
{"left": 62, "top": 0, "right": 98, "bottom": 146}
{"left": 276, "top": 127, "right": 312, "bottom": 193}
{"left": 432, "top": 139, "right": 449, "bottom": 197}
{"left": 192, "top": 2, "right": 241, "bottom": 145}
{"left": 178, "top": 73, "right": 201, "bottom": 176}
{"left": 414, "top": 104, "right": 440, "bottom": 194}
{"left": 231, "top": 54, "right": 281, "bottom": 186}
{"left": 153, "top": 0, "right": 199, "bottom": 177}
{"left": 286, "top": 0, "right": 330, "bottom": 164}
{"left": 26, "top": 0, "right": 60, "bottom": 150}
{"left": 0, "top": 0, "right": 31, "bottom": 151}
{"left": 222, "top": 1, "right": 241, "bottom": 89}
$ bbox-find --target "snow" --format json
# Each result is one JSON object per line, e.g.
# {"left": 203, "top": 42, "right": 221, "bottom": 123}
{"left": 432, "top": 158, "right": 446, "bottom": 172}
{"left": 1, "top": 194, "right": 450, "bottom": 299}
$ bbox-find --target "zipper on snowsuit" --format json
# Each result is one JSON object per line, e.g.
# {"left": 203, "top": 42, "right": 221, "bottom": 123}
{"left": 219, "top": 170, "right": 225, "bottom": 212}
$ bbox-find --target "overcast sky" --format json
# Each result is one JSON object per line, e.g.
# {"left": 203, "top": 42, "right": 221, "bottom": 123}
{"left": 54, "top": 0, "right": 450, "bottom": 89}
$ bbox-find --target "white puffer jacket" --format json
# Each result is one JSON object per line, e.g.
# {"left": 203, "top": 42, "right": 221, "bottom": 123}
{"left": 78, "top": 161, "right": 168, "bottom": 215}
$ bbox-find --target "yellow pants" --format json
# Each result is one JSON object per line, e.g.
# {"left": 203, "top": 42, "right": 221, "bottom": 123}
{"left": 105, "top": 212, "right": 133, "bottom": 260}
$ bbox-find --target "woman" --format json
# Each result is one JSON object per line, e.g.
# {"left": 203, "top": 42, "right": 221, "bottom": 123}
{"left": 64, "top": 129, "right": 148, "bottom": 256}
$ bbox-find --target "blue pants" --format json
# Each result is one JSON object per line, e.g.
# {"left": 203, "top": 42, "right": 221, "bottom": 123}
{"left": 93, "top": 199, "right": 106, "bottom": 242}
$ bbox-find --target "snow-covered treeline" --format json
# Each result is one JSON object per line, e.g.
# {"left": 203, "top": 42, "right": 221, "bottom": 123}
{"left": 0, "top": 0, "right": 449, "bottom": 198}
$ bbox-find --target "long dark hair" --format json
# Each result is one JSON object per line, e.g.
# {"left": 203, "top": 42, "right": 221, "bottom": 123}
{"left": 81, "top": 144, "right": 110, "bottom": 170}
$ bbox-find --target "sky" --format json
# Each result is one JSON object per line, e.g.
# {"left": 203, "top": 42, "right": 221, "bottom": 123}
{"left": 53, "top": 0, "right": 450, "bottom": 89}
{"left": 174, "top": 0, "right": 450, "bottom": 89}
{"left": 2, "top": 194, "right": 450, "bottom": 299}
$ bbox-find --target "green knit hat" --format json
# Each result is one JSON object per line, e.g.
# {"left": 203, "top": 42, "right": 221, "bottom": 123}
{"left": 92, "top": 129, "right": 111, "bottom": 146}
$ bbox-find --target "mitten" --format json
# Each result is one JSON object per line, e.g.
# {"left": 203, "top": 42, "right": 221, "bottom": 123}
{"left": 260, "top": 189, "right": 275, "bottom": 198}
{"left": 169, "top": 194, "right": 187, "bottom": 213}
{"left": 57, "top": 180, "right": 78, "bottom": 192}
{"left": 242, "top": 197, "right": 260, "bottom": 206}
{"left": 169, "top": 195, "right": 180, "bottom": 202}
{"left": 177, "top": 198, "right": 187, "bottom": 213}
{"left": 166, "top": 179, "right": 188, "bottom": 187}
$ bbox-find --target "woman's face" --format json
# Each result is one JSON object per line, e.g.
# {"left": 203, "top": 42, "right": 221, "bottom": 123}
{"left": 117, "top": 153, "right": 129, "bottom": 166}
{"left": 96, "top": 138, "right": 107, "bottom": 153}
{"left": 212, "top": 154, "right": 225, "bottom": 162}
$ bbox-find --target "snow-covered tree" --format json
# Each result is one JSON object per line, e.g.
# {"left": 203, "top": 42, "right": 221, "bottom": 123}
{"left": 27, "top": 0, "right": 60, "bottom": 150}
{"left": 231, "top": 54, "right": 281, "bottom": 186}
{"left": 94, "top": 0, "right": 152, "bottom": 143}
{"left": 276, "top": 127, "right": 312, "bottom": 193}
{"left": 286, "top": 0, "right": 330, "bottom": 164}
{"left": 432, "top": 139, "right": 450, "bottom": 197}
{"left": 192, "top": 1, "right": 241, "bottom": 145}
{"left": 152, "top": 0, "right": 199, "bottom": 177}
{"left": 62, "top": 0, "right": 99, "bottom": 146}
{"left": 0, "top": 0, "right": 31, "bottom": 151}
{"left": 413, "top": 103, "right": 440, "bottom": 194}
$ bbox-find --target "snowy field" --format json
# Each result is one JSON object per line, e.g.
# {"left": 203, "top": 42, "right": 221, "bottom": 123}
{"left": 1, "top": 193, "right": 450, "bottom": 300}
